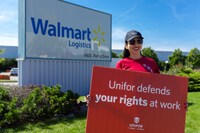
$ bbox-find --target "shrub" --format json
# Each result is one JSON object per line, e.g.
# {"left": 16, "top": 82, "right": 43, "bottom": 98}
{"left": 0, "top": 86, "right": 21, "bottom": 127}
{"left": 20, "top": 87, "right": 46, "bottom": 120}
{"left": 21, "top": 85, "right": 79, "bottom": 121}
{"left": 0, "top": 58, "right": 17, "bottom": 71}
{"left": 0, "top": 85, "right": 80, "bottom": 128}
{"left": 165, "top": 66, "right": 200, "bottom": 92}
{"left": 188, "top": 72, "right": 200, "bottom": 92}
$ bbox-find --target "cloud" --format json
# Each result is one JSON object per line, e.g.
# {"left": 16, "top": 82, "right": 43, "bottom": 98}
{"left": 112, "top": 27, "right": 128, "bottom": 49}
{"left": 119, "top": 5, "right": 136, "bottom": 17}
{"left": 0, "top": 13, "right": 7, "bottom": 21}
{"left": 112, "top": 28, "right": 127, "bottom": 40}
{"left": 0, "top": 36, "right": 18, "bottom": 46}
{"left": 160, "top": 0, "right": 191, "bottom": 21}
{"left": 0, "top": 0, "right": 18, "bottom": 22}
{"left": 170, "top": 5, "right": 187, "bottom": 21}
{"left": 0, "top": 11, "right": 17, "bottom": 22}
{"left": 0, "top": 1, "right": 18, "bottom": 46}
{"left": 146, "top": 38, "right": 193, "bottom": 52}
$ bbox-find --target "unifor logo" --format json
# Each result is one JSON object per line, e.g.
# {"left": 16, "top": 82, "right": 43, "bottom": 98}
{"left": 134, "top": 117, "right": 140, "bottom": 124}
{"left": 92, "top": 25, "right": 105, "bottom": 47}
{"left": 129, "top": 116, "right": 144, "bottom": 131}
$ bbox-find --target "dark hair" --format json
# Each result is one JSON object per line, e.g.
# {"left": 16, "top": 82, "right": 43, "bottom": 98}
{"left": 122, "top": 41, "right": 130, "bottom": 58}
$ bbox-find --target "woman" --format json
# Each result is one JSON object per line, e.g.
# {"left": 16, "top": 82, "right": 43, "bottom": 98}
{"left": 116, "top": 30, "right": 160, "bottom": 73}
{"left": 115, "top": 30, "right": 189, "bottom": 110}
{"left": 86, "top": 30, "right": 160, "bottom": 104}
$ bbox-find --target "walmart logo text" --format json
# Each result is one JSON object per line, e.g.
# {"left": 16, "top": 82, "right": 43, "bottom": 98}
{"left": 31, "top": 17, "right": 93, "bottom": 49}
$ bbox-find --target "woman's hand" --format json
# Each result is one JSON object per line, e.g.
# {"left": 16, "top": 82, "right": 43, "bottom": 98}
{"left": 184, "top": 102, "right": 188, "bottom": 111}
{"left": 86, "top": 95, "right": 92, "bottom": 106}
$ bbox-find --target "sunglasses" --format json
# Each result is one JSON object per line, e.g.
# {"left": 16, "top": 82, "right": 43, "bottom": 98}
{"left": 128, "top": 39, "right": 143, "bottom": 45}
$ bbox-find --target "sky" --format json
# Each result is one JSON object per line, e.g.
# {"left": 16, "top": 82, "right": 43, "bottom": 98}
{"left": 0, "top": 0, "right": 200, "bottom": 52}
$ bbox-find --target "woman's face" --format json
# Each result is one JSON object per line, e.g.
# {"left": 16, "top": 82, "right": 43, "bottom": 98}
{"left": 125, "top": 37, "right": 143, "bottom": 55}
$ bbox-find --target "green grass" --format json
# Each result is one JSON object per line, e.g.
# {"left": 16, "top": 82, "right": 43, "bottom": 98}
{"left": 0, "top": 80, "right": 17, "bottom": 82}
{"left": 185, "top": 92, "right": 200, "bottom": 133}
{"left": 1, "top": 92, "right": 200, "bottom": 133}
{"left": 0, "top": 114, "right": 87, "bottom": 133}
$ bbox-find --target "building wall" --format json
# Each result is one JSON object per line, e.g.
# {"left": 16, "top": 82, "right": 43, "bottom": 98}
{"left": 111, "top": 58, "right": 120, "bottom": 68}
{"left": 0, "top": 46, "right": 18, "bottom": 58}
{"left": 18, "top": 59, "right": 110, "bottom": 95}
{"left": 0, "top": 46, "right": 188, "bottom": 61}
{"left": 112, "top": 49, "right": 188, "bottom": 62}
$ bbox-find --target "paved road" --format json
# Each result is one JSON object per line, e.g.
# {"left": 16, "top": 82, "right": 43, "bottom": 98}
{"left": 0, "top": 82, "right": 18, "bottom": 86}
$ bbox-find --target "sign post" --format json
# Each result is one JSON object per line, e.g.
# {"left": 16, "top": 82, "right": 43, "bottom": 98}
{"left": 86, "top": 66, "right": 188, "bottom": 133}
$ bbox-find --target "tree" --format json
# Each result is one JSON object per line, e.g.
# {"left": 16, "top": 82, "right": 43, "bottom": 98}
{"left": 186, "top": 48, "right": 200, "bottom": 69}
{"left": 0, "top": 49, "right": 4, "bottom": 54}
{"left": 112, "top": 52, "right": 119, "bottom": 58}
{"left": 118, "top": 54, "right": 123, "bottom": 58}
{"left": 0, "top": 58, "right": 17, "bottom": 71}
{"left": 141, "top": 47, "right": 159, "bottom": 64}
{"left": 0, "top": 49, "right": 5, "bottom": 65}
{"left": 168, "top": 48, "right": 186, "bottom": 67}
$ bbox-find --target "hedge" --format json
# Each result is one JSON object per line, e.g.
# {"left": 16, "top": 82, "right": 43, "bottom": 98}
{"left": 165, "top": 66, "right": 200, "bottom": 92}
{"left": 0, "top": 85, "right": 79, "bottom": 128}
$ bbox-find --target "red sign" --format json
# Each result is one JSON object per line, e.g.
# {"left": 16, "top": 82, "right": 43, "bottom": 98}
{"left": 86, "top": 66, "right": 188, "bottom": 133}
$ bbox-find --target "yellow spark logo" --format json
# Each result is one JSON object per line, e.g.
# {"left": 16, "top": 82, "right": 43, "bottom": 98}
{"left": 92, "top": 25, "right": 105, "bottom": 46}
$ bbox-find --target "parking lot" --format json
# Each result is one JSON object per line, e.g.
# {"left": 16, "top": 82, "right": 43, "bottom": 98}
{"left": 10, "top": 76, "right": 18, "bottom": 81}
{"left": 0, "top": 72, "right": 18, "bottom": 86}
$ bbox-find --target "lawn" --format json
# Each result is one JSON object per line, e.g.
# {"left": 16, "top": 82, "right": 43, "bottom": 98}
{"left": 1, "top": 92, "right": 200, "bottom": 133}
{"left": 185, "top": 92, "right": 200, "bottom": 133}
{"left": 0, "top": 114, "right": 87, "bottom": 133}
